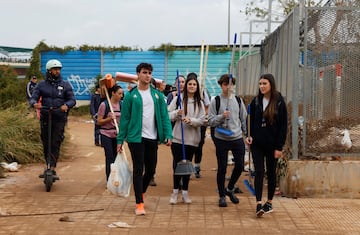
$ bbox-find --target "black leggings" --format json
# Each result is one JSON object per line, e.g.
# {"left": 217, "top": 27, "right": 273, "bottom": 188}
{"left": 128, "top": 138, "right": 158, "bottom": 204}
{"left": 194, "top": 125, "right": 206, "bottom": 164}
{"left": 251, "top": 145, "right": 278, "bottom": 202}
{"left": 171, "top": 143, "right": 196, "bottom": 191}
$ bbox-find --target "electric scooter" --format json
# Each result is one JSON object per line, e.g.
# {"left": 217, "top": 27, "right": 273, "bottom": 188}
{"left": 38, "top": 106, "right": 59, "bottom": 192}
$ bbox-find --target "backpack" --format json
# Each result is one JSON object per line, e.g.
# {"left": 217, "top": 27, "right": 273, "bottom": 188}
{"left": 97, "top": 99, "right": 122, "bottom": 120}
{"left": 210, "top": 95, "right": 243, "bottom": 140}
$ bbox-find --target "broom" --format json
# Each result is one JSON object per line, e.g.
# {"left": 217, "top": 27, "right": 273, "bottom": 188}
{"left": 243, "top": 104, "right": 255, "bottom": 195}
{"left": 174, "top": 70, "right": 194, "bottom": 176}
{"left": 215, "top": 33, "right": 237, "bottom": 137}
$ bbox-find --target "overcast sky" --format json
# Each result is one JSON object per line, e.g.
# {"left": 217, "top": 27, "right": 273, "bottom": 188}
{"left": 1, "top": 0, "right": 286, "bottom": 50}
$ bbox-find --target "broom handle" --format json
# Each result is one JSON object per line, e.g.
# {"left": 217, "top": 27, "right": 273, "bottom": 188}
{"left": 247, "top": 104, "right": 252, "bottom": 173}
{"left": 176, "top": 70, "right": 186, "bottom": 161}
{"left": 102, "top": 85, "right": 119, "bottom": 134}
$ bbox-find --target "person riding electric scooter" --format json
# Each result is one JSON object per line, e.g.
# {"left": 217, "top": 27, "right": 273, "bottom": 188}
{"left": 29, "top": 59, "right": 76, "bottom": 191}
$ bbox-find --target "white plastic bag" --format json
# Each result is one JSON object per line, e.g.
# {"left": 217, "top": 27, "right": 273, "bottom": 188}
{"left": 0, "top": 162, "right": 20, "bottom": 172}
{"left": 107, "top": 151, "right": 132, "bottom": 197}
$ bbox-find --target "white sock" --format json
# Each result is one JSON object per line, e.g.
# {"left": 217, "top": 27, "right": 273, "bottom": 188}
{"left": 173, "top": 189, "right": 179, "bottom": 194}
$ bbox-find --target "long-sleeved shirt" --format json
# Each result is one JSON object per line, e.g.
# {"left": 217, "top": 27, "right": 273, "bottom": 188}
{"left": 208, "top": 94, "right": 247, "bottom": 141}
{"left": 168, "top": 96, "right": 206, "bottom": 147}
{"left": 249, "top": 94, "right": 287, "bottom": 151}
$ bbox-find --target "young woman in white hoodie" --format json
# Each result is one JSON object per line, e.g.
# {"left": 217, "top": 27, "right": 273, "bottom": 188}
{"left": 168, "top": 76, "right": 206, "bottom": 204}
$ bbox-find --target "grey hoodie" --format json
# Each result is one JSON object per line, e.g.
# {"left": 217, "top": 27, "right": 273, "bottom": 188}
{"left": 168, "top": 97, "right": 206, "bottom": 147}
{"left": 208, "top": 94, "right": 247, "bottom": 141}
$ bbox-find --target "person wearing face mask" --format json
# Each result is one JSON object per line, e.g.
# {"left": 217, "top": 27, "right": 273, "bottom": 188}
{"left": 29, "top": 59, "right": 76, "bottom": 180}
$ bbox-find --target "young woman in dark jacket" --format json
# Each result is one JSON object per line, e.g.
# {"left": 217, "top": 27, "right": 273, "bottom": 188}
{"left": 245, "top": 73, "right": 288, "bottom": 217}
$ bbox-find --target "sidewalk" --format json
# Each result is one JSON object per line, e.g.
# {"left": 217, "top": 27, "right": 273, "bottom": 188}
{"left": 0, "top": 118, "right": 359, "bottom": 234}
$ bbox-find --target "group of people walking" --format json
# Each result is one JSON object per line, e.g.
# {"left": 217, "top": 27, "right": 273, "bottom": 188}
{"left": 30, "top": 59, "right": 288, "bottom": 218}
{"left": 99, "top": 62, "right": 287, "bottom": 217}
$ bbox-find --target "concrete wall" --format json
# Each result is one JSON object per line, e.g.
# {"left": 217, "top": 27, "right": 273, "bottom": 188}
{"left": 279, "top": 160, "right": 360, "bottom": 199}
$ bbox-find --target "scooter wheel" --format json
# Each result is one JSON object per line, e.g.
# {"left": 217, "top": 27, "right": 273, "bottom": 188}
{"left": 44, "top": 171, "right": 53, "bottom": 192}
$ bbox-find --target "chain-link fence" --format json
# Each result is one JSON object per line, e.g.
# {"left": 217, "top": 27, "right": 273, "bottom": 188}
{"left": 302, "top": 6, "right": 360, "bottom": 158}
{"left": 237, "top": 3, "right": 360, "bottom": 159}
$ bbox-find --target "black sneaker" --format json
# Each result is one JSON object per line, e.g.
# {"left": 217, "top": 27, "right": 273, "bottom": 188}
{"left": 256, "top": 204, "right": 264, "bottom": 217}
{"left": 52, "top": 170, "right": 59, "bottom": 181}
{"left": 219, "top": 197, "right": 227, "bottom": 207}
{"left": 234, "top": 186, "right": 243, "bottom": 194}
{"left": 262, "top": 202, "right": 273, "bottom": 213}
{"left": 194, "top": 167, "right": 201, "bottom": 178}
{"left": 225, "top": 188, "right": 239, "bottom": 204}
{"left": 149, "top": 177, "right": 157, "bottom": 186}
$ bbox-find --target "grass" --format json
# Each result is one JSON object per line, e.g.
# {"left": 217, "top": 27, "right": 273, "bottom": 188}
{"left": 0, "top": 103, "right": 83, "bottom": 177}
{"left": 0, "top": 103, "right": 43, "bottom": 165}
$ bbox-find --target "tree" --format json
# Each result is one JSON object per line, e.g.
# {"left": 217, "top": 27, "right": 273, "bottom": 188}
{"left": 0, "top": 66, "right": 26, "bottom": 109}
{"left": 241, "top": 0, "right": 323, "bottom": 19}
{"left": 242, "top": 0, "right": 359, "bottom": 19}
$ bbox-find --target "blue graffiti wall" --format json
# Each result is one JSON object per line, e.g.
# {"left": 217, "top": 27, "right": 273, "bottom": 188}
{"left": 41, "top": 49, "right": 234, "bottom": 102}
{"left": 41, "top": 51, "right": 101, "bottom": 101}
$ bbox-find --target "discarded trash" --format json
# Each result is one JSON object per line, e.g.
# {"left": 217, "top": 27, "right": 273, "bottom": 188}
{"left": 108, "top": 221, "right": 135, "bottom": 228}
{"left": 59, "top": 216, "right": 75, "bottom": 222}
{"left": 341, "top": 129, "right": 352, "bottom": 150}
{"left": 0, "top": 208, "right": 11, "bottom": 216}
{"left": 0, "top": 162, "right": 20, "bottom": 172}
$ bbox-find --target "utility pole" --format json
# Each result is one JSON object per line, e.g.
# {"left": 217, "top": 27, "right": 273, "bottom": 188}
{"left": 227, "top": 0, "right": 230, "bottom": 47}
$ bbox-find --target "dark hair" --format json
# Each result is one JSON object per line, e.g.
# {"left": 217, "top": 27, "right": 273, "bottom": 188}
{"left": 187, "top": 72, "right": 197, "bottom": 80}
{"left": 150, "top": 78, "right": 155, "bottom": 87}
{"left": 217, "top": 74, "right": 236, "bottom": 85}
{"left": 183, "top": 76, "right": 202, "bottom": 116}
{"left": 257, "top": 73, "right": 279, "bottom": 125}
{"left": 174, "top": 75, "right": 185, "bottom": 91}
{"left": 136, "top": 63, "right": 153, "bottom": 73}
{"left": 109, "top": 85, "right": 122, "bottom": 98}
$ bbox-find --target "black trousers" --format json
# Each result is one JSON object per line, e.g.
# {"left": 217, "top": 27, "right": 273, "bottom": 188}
{"left": 251, "top": 145, "right": 278, "bottom": 202}
{"left": 194, "top": 125, "right": 206, "bottom": 165}
{"left": 213, "top": 137, "right": 245, "bottom": 197}
{"left": 100, "top": 134, "right": 117, "bottom": 180}
{"left": 128, "top": 138, "right": 158, "bottom": 204}
{"left": 40, "top": 119, "right": 66, "bottom": 168}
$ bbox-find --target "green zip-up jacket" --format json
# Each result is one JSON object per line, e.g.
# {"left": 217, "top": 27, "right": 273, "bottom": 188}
{"left": 117, "top": 86, "right": 173, "bottom": 144}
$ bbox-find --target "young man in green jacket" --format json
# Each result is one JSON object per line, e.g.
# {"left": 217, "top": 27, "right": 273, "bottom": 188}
{"left": 117, "top": 63, "right": 173, "bottom": 216}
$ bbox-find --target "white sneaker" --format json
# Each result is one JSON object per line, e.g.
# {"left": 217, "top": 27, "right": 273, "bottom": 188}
{"left": 169, "top": 193, "right": 178, "bottom": 204}
{"left": 182, "top": 192, "right": 192, "bottom": 204}
{"left": 227, "top": 152, "right": 234, "bottom": 165}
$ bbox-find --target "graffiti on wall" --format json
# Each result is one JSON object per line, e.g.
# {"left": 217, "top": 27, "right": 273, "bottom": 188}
{"left": 66, "top": 74, "right": 97, "bottom": 98}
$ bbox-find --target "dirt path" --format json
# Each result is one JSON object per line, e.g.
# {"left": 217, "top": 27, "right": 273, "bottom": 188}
{"left": 0, "top": 116, "right": 240, "bottom": 198}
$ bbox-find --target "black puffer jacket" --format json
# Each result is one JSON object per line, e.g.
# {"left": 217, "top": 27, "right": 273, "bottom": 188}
{"left": 249, "top": 94, "right": 287, "bottom": 151}
{"left": 29, "top": 73, "right": 76, "bottom": 121}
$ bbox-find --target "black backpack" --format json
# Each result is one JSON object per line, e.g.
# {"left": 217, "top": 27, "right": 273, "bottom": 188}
{"left": 103, "top": 99, "right": 121, "bottom": 118}
{"left": 210, "top": 95, "right": 243, "bottom": 140}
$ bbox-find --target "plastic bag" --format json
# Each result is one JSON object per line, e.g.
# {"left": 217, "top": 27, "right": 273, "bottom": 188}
{"left": 0, "top": 162, "right": 20, "bottom": 172}
{"left": 107, "top": 151, "right": 132, "bottom": 197}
